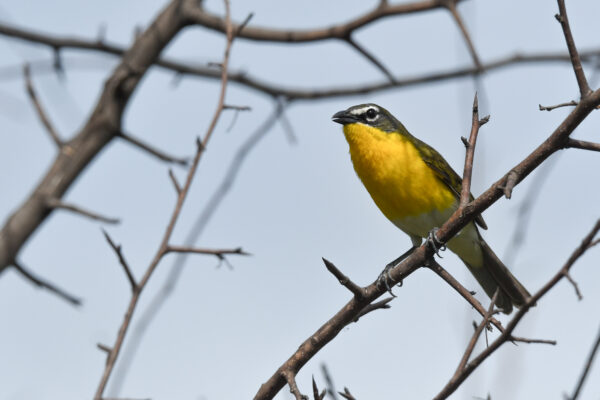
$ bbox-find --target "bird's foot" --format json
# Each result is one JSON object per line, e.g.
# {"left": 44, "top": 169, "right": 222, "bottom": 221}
{"left": 377, "top": 246, "right": 417, "bottom": 297}
{"left": 426, "top": 228, "right": 446, "bottom": 258}
{"left": 377, "top": 263, "right": 399, "bottom": 298}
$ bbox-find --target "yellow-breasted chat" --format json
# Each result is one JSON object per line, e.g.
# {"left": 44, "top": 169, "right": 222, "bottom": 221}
{"left": 332, "top": 103, "right": 530, "bottom": 314}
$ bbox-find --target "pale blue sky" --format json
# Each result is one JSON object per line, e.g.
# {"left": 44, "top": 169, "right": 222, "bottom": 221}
{"left": 1, "top": 1, "right": 600, "bottom": 399}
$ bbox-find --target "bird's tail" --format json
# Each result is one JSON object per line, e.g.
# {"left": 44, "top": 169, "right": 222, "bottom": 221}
{"left": 458, "top": 239, "right": 531, "bottom": 314}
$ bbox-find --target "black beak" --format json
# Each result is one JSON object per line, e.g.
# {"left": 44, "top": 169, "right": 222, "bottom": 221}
{"left": 332, "top": 110, "right": 358, "bottom": 125}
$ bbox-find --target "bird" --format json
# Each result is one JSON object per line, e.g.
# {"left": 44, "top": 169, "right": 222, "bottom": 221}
{"left": 332, "top": 103, "right": 530, "bottom": 313}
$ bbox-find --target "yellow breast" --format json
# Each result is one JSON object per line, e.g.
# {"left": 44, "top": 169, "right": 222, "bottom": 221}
{"left": 343, "top": 123, "right": 456, "bottom": 224}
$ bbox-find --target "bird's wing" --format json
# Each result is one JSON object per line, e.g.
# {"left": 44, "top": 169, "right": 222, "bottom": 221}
{"left": 413, "top": 137, "right": 488, "bottom": 230}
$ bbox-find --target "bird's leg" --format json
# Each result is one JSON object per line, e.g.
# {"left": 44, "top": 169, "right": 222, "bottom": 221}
{"left": 378, "top": 246, "right": 418, "bottom": 296}
{"left": 426, "top": 228, "right": 447, "bottom": 258}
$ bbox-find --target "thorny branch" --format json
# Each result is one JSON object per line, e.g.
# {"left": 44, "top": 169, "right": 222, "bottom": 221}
{"left": 432, "top": 220, "right": 600, "bottom": 400}
{"left": 93, "top": 1, "right": 242, "bottom": 398}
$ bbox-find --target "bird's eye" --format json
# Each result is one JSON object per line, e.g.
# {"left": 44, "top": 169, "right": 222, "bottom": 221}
{"left": 366, "top": 108, "right": 377, "bottom": 120}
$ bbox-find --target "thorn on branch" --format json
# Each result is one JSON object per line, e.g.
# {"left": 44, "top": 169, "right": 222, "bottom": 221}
{"left": 322, "top": 258, "right": 365, "bottom": 298}
{"left": 503, "top": 171, "right": 519, "bottom": 199}
{"left": 312, "top": 376, "right": 326, "bottom": 400}
{"left": 12, "top": 260, "right": 81, "bottom": 306}
{"left": 23, "top": 63, "right": 63, "bottom": 148}
{"left": 461, "top": 136, "right": 469, "bottom": 148}
{"left": 563, "top": 271, "right": 583, "bottom": 300}
{"left": 168, "top": 169, "right": 182, "bottom": 195}
{"left": 282, "top": 370, "right": 308, "bottom": 400}
{"left": 353, "top": 297, "right": 394, "bottom": 322}
{"left": 234, "top": 12, "right": 254, "bottom": 37}
{"left": 102, "top": 230, "right": 137, "bottom": 291}
{"left": 117, "top": 131, "right": 189, "bottom": 166}
{"left": 279, "top": 106, "right": 298, "bottom": 145}
{"left": 339, "top": 387, "right": 357, "bottom": 400}
{"left": 47, "top": 198, "right": 120, "bottom": 224}
{"left": 97, "top": 343, "right": 112, "bottom": 353}
{"left": 52, "top": 47, "right": 65, "bottom": 80}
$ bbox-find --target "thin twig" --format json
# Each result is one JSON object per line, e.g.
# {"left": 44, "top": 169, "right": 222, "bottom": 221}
{"left": 353, "top": 297, "right": 394, "bottom": 322}
{"left": 92, "top": 2, "right": 237, "bottom": 397}
{"left": 102, "top": 230, "right": 137, "bottom": 291}
{"left": 427, "top": 260, "right": 504, "bottom": 333}
{"left": 23, "top": 63, "right": 62, "bottom": 147}
{"left": 168, "top": 169, "right": 182, "bottom": 195}
{"left": 322, "top": 258, "right": 364, "bottom": 298}
{"left": 312, "top": 376, "right": 326, "bottom": 400}
{"left": 445, "top": 1, "right": 482, "bottom": 71}
{"left": 454, "top": 291, "right": 499, "bottom": 377}
{"left": 539, "top": 100, "right": 578, "bottom": 111}
{"left": 569, "top": 323, "right": 600, "bottom": 400}
{"left": 117, "top": 131, "right": 188, "bottom": 165}
{"left": 345, "top": 35, "right": 395, "bottom": 83}
{"left": 320, "top": 364, "right": 339, "bottom": 400}
{"left": 282, "top": 370, "right": 307, "bottom": 400}
{"left": 339, "top": 388, "right": 357, "bottom": 400}
{"left": 108, "top": 102, "right": 286, "bottom": 395}
{"left": 460, "top": 92, "right": 488, "bottom": 207}
{"left": 12, "top": 260, "right": 81, "bottom": 306}
{"left": 563, "top": 271, "right": 583, "bottom": 300}
{"left": 165, "top": 245, "right": 248, "bottom": 257}
{"left": 565, "top": 138, "right": 600, "bottom": 152}
{"left": 47, "top": 198, "right": 120, "bottom": 224}
{"left": 432, "top": 219, "right": 600, "bottom": 400}
{"left": 556, "top": 0, "right": 591, "bottom": 97}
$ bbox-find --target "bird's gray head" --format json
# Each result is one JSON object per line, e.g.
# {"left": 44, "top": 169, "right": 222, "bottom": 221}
{"left": 332, "top": 103, "right": 407, "bottom": 134}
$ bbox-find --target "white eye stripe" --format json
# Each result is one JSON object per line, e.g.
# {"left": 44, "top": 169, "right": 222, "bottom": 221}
{"left": 349, "top": 105, "right": 379, "bottom": 116}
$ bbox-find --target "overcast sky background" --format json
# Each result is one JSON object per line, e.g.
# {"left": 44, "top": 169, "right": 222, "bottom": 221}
{"left": 1, "top": 1, "right": 600, "bottom": 399}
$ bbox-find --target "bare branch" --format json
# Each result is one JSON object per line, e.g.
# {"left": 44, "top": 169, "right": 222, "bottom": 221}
{"left": 556, "top": 0, "right": 592, "bottom": 97}
{"left": 23, "top": 63, "right": 62, "bottom": 147}
{"left": 117, "top": 131, "right": 188, "bottom": 166}
{"left": 109, "top": 103, "right": 287, "bottom": 394}
{"left": 345, "top": 36, "right": 395, "bottom": 83}
{"left": 445, "top": 1, "right": 482, "bottom": 71}
{"left": 320, "top": 364, "right": 339, "bottom": 400}
{"left": 164, "top": 245, "right": 248, "bottom": 257}
{"left": 102, "top": 230, "right": 137, "bottom": 291}
{"left": 459, "top": 93, "right": 487, "bottom": 207}
{"left": 432, "top": 219, "right": 600, "bottom": 400}
{"left": 511, "top": 336, "right": 556, "bottom": 345}
{"left": 569, "top": 323, "right": 600, "bottom": 400}
{"left": 427, "top": 259, "right": 504, "bottom": 333}
{"left": 539, "top": 100, "right": 578, "bottom": 111}
{"left": 565, "top": 138, "right": 600, "bottom": 152}
{"left": 12, "top": 261, "right": 81, "bottom": 306}
{"left": 282, "top": 370, "right": 307, "bottom": 400}
{"left": 182, "top": 0, "right": 466, "bottom": 42}
{"left": 322, "top": 258, "right": 365, "bottom": 298}
{"left": 47, "top": 198, "right": 120, "bottom": 224}
{"left": 93, "top": 1, "right": 238, "bottom": 397}
{"left": 454, "top": 290, "right": 499, "bottom": 377}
